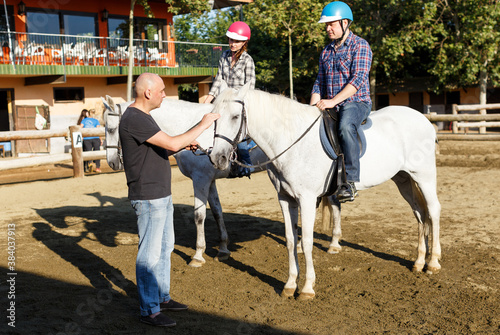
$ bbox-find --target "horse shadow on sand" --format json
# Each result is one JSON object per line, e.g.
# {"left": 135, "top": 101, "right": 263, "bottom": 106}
{"left": 33, "top": 191, "right": 412, "bottom": 300}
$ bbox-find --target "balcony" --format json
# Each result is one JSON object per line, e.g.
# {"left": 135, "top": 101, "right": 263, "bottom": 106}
{"left": 0, "top": 31, "right": 225, "bottom": 77}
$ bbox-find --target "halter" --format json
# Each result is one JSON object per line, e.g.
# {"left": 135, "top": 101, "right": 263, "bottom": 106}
{"left": 210, "top": 99, "right": 247, "bottom": 162}
{"left": 210, "top": 99, "right": 322, "bottom": 170}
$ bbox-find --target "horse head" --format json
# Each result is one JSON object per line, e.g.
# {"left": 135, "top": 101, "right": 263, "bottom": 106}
{"left": 102, "top": 95, "right": 125, "bottom": 171}
{"left": 209, "top": 81, "right": 252, "bottom": 170}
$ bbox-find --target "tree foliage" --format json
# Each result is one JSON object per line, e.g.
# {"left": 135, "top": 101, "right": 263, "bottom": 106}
{"left": 172, "top": 0, "right": 500, "bottom": 101}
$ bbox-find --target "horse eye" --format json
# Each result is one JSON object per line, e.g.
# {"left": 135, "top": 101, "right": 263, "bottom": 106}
{"left": 231, "top": 114, "right": 239, "bottom": 120}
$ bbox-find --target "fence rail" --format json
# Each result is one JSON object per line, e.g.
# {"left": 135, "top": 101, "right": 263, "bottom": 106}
{"left": 1, "top": 106, "right": 500, "bottom": 177}
{"left": 425, "top": 103, "right": 500, "bottom": 140}
{"left": 452, "top": 103, "right": 500, "bottom": 134}
{"left": 0, "top": 127, "right": 105, "bottom": 174}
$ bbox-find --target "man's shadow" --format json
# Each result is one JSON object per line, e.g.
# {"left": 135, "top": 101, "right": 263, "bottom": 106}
{"left": 33, "top": 192, "right": 137, "bottom": 299}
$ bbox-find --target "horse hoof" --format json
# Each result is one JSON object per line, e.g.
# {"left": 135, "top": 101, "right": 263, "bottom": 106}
{"left": 216, "top": 252, "right": 230, "bottom": 262}
{"left": 188, "top": 259, "right": 205, "bottom": 268}
{"left": 297, "top": 292, "right": 315, "bottom": 301}
{"left": 327, "top": 246, "right": 341, "bottom": 254}
{"left": 412, "top": 265, "right": 424, "bottom": 273}
{"left": 281, "top": 288, "right": 295, "bottom": 298}
{"left": 426, "top": 266, "right": 441, "bottom": 275}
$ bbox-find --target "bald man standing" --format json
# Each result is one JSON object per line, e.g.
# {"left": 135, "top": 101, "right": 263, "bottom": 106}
{"left": 119, "top": 73, "right": 219, "bottom": 327}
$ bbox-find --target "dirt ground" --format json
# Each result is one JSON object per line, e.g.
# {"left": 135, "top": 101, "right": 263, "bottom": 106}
{"left": 1, "top": 140, "right": 499, "bottom": 335}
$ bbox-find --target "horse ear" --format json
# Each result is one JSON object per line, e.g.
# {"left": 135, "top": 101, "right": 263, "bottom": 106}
{"left": 101, "top": 96, "right": 111, "bottom": 112}
{"left": 237, "top": 81, "right": 252, "bottom": 100}
{"left": 105, "top": 95, "right": 116, "bottom": 112}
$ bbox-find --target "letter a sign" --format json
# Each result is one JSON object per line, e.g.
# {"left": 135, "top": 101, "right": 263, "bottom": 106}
{"left": 73, "top": 132, "right": 83, "bottom": 148}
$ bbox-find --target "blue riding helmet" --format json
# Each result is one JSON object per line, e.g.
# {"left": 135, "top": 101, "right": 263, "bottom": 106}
{"left": 318, "top": 1, "right": 353, "bottom": 23}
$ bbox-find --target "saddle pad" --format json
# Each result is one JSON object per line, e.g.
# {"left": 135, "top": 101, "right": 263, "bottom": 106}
{"left": 319, "top": 119, "right": 368, "bottom": 160}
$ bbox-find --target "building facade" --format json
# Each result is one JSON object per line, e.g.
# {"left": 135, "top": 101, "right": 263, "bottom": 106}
{"left": 0, "top": 0, "right": 228, "bottom": 156}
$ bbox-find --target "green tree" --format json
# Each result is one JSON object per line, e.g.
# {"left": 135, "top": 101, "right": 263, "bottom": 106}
{"left": 245, "top": 0, "right": 326, "bottom": 99}
{"left": 345, "top": 0, "right": 435, "bottom": 104}
{"left": 428, "top": 0, "right": 500, "bottom": 103}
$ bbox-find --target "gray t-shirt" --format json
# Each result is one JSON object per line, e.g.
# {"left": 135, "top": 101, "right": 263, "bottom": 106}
{"left": 119, "top": 107, "right": 171, "bottom": 200}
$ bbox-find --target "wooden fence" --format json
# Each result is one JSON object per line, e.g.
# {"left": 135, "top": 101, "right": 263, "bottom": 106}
{"left": 0, "top": 104, "right": 499, "bottom": 178}
{"left": 0, "top": 126, "right": 105, "bottom": 177}
{"left": 425, "top": 103, "right": 500, "bottom": 140}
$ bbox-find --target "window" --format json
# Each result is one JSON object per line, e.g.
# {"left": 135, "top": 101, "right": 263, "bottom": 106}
{"left": 26, "top": 11, "right": 60, "bottom": 34}
{"left": 54, "top": 88, "right": 84, "bottom": 102}
{"left": 409, "top": 92, "right": 424, "bottom": 113}
{"left": 108, "top": 17, "right": 127, "bottom": 39}
{"left": 108, "top": 16, "right": 164, "bottom": 41}
{"left": 0, "top": 5, "right": 14, "bottom": 31}
{"left": 63, "top": 14, "right": 97, "bottom": 36}
{"left": 377, "top": 94, "right": 389, "bottom": 109}
{"left": 26, "top": 10, "right": 97, "bottom": 36}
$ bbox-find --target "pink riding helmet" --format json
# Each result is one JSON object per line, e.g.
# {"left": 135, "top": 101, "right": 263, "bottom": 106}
{"left": 226, "top": 21, "right": 251, "bottom": 41}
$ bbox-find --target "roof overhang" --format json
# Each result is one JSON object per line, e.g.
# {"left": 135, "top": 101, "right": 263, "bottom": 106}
{"left": 212, "top": 0, "right": 253, "bottom": 9}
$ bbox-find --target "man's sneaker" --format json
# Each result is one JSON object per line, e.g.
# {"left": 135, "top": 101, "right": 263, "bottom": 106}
{"left": 160, "top": 299, "right": 188, "bottom": 311}
{"left": 337, "top": 181, "right": 358, "bottom": 203}
{"left": 140, "top": 313, "right": 176, "bottom": 327}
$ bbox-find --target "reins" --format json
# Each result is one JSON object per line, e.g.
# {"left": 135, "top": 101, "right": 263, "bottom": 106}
{"left": 202, "top": 99, "right": 322, "bottom": 170}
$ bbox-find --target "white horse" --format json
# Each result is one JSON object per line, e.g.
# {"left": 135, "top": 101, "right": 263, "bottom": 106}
{"left": 209, "top": 82, "right": 441, "bottom": 300}
{"left": 102, "top": 96, "right": 268, "bottom": 267}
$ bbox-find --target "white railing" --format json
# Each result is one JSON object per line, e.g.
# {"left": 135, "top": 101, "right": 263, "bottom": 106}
{"left": 0, "top": 31, "right": 226, "bottom": 68}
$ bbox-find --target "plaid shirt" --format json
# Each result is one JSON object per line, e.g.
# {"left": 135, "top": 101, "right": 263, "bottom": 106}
{"left": 209, "top": 50, "right": 256, "bottom": 98}
{"left": 312, "top": 31, "right": 372, "bottom": 107}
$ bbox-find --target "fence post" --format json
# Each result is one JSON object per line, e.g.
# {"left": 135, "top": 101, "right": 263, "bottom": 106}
{"left": 69, "top": 125, "right": 84, "bottom": 178}
{"left": 452, "top": 104, "right": 458, "bottom": 134}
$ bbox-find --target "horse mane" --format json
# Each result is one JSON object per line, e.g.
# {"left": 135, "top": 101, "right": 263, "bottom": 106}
{"left": 216, "top": 88, "right": 321, "bottom": 143}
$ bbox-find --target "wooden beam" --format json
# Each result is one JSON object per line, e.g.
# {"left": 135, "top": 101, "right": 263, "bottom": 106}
{"left": 107, "top": 76, "right": 138, "bottom": 86}
{"left": 24, "top": 75, "right": 66, "bottom": 86}
{"left": 425, "top": 114, "right": 500, "bottom": 122}
{"left": 174, "top": 76, "right": 212, "bottom": 85}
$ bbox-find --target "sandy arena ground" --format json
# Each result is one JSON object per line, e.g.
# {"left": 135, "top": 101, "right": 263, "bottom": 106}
{"left": 0, "top": 140, "right": 499, "bottom": 334}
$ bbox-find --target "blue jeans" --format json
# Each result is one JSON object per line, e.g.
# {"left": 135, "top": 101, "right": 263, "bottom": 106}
{"left": 237, "top": 140, "right": 254, "bottom": 174}
{"left": 130, "top": 196, "right": 174, "bottom": 316}
{"left": 338, "top": 102, "right": 372, "bottom": 182}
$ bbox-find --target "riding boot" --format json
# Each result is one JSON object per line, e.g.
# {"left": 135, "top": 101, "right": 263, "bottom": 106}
{"left": 337, "top": 181, "right": 358, "bottom": 203}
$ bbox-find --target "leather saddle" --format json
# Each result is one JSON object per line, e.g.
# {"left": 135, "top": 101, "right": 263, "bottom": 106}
{"left": 318, "top": 109, "right": 347, "bottom": 204}
{"left": 318, "top": 109, "right": 369, "bottom": 206}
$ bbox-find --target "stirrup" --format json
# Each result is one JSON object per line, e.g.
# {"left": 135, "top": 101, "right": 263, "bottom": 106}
{"left": 337, "top": 182, "right": 357, "bottom": 203}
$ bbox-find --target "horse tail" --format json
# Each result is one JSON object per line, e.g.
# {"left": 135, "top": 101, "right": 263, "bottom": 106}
{"left": 320, "top": 197, "right": 332, "bottom": 231}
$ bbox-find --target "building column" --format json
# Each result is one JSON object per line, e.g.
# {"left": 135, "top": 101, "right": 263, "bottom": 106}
{"left": 198, "top": 83, "right": 210, "bottom": 103}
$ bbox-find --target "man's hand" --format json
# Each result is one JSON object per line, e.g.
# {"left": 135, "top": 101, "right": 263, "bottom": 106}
{"left": 316, "top": 99, "right": 336, "bottom": 111}
{"left": 185, "top": 141, "right": 199, "bottom": 152}
{"left": 199, "top": 113, "right": 220, "bottom": 129}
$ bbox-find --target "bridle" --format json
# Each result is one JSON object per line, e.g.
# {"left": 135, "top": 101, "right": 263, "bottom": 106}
{"left": 206, "top": 99, "right": 322, "bottom": 170}
{"left": 212, "top": 100, "right": 247, "bottom": 162}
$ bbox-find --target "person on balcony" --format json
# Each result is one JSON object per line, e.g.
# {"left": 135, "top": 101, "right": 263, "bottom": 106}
{"left": 204, "top": 21, "right": 256, "bottom": 178}
{"left": 78, "top": 109, "right": 102, "bottom": 173}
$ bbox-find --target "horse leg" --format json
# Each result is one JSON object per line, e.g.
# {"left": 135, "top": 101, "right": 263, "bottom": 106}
{"left": 298, "top": 197, "right": 341, "bottom": 255}
{"left": 189, "top": 185, "right": 209, "bottom": 268}
{"left": 297, "top": 197, "right": 317, "bottom": 301}
{"left": 326, "top": 196, "right": 342, "bottom": 254}
{"left": 207, "top": 181, "right": 230, "bottom": 262}
{"left": 414, "top": 178, "right": 441, "bottom": 273}
{"left": 392, "top": 172, "right": 441, "bottom": 273}
{"left": 278, "top": 195, "right": 300, "bottom": 298}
